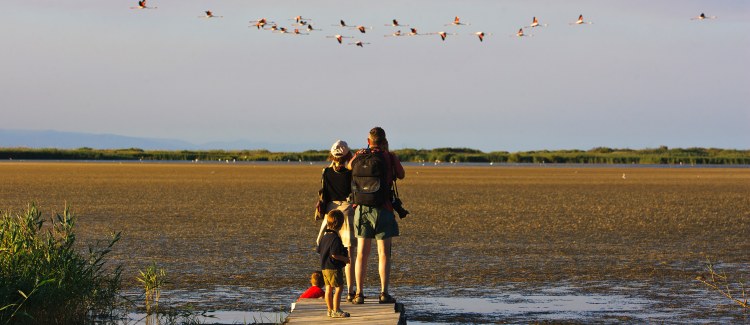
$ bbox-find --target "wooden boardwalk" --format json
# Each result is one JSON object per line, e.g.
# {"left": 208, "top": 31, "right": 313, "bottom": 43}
{"left": 286, "top": 298, "right": 405, "bottom": 324}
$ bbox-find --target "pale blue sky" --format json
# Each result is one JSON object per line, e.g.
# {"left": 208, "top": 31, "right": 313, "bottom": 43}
{"left": 1, "top": 0, "right": 748, "bottom": 151}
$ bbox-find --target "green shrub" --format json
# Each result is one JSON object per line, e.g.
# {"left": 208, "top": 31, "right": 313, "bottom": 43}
{"left": 0, "top": 204, "right": 122, "bottom": 324}
{"left": 137, "top": 262, "right": 167, "bottom": 314}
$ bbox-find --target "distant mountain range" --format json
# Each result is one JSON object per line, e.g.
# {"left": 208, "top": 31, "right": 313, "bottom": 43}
{"left": 0, "top": 129, "right": 314, "bottom": 151}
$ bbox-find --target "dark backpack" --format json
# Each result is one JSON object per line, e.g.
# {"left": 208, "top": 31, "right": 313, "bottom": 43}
{"left": 351, "top": 149, "right": 387, "bottom": 206}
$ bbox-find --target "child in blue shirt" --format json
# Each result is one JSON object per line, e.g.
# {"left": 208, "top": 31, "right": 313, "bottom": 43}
{"left": 317, "top": 209, "right": 351, "bottom": 318}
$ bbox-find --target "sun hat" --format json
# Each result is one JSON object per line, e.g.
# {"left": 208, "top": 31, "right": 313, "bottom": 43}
{"left": 330, "top": 140, "right": 350, "bottom": 157}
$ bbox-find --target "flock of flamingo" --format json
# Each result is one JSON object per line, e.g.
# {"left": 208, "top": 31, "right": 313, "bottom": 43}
{"left": 131, "top": 1, "right": 718, "bottom": 48}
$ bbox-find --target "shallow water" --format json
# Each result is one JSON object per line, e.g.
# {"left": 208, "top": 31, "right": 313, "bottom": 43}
{"left": 121, "top": 281, "right": 747, "bottom": 324}
{"left": 127, "top": 311, "right": 286, "bottom": 324}
{"left": 4, "top": 164, "right": 747, "bottom": 324}
{"left": 406, "top": 286, "right": 656, "bottom": 323}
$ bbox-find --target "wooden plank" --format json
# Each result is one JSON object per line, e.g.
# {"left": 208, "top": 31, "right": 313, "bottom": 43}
{"left": 286, "top": 298, "right": 405, "bottom": 324}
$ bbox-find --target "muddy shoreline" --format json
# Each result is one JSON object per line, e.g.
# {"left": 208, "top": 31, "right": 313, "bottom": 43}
{"left": 1, "top": 163, "right": 748, "bottom": 322}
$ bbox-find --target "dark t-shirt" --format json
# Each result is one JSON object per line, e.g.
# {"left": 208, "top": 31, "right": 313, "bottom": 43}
{"left": 323, "top": 166, "right": 352, "bottom": 202}
{"left": 317, "top": 229, "right": 347, "bottom": 270}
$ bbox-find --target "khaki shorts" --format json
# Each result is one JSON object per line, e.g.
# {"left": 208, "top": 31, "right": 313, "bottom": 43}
{"left": 354, "top": 205, "right": 399, "bottom": 240}
{"left": 327, "top": 201, "right": 356, "bottom": 247}
{"left": 322, "top": 268, "right": 344, "bottom": 288}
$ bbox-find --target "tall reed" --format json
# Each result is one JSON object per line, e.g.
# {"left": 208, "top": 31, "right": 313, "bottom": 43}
{"left": 0, "top": 204, "right": 122, "bottom": 324}
{"left": 137, "top": 262, "right": 167, "bottom": 314}
{"left": 696, "top": 260, "right": 749, "bottom": 310}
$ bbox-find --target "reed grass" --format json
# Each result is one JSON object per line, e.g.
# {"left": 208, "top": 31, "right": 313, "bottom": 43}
{"left": 137, "top": 262, "right": 167, "bottom": 314}
{"left": 696, "top": 260, "right": 749, "bottom": 310}
{"left": 0, "top": 204, "right": 122, "bottom": 324}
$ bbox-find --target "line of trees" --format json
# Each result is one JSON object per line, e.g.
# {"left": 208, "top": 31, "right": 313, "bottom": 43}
{"left": 394, "top": 147, "right": 750, "bottom": 165}
{"left": 1, "top": 146, "right": 749, "bottom": 165}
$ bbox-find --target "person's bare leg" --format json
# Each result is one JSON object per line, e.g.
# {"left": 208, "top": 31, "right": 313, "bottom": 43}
{"left": 333, "top": 286, "right": 342, "bottom": 312}
{"left": 356, "top": 237, "right": 371, "bottom": 296}
{"left": 346, "top": 247, "right": 357, "bottom": 296}
{"left": 377, "top": 237, "right": 392, "bottom": 294}
{"left": 325, "top": 285, "right": 333, "bottom": 315}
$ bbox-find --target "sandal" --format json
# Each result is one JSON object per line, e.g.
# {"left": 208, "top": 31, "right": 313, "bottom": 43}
{"left": 331, "top": 310, "right": 350, "bottom": 318}
{"left": 346, "top": 292, "right": 355, "bottom": 303}
{"left": 379, "top": 292, "right": 396, "bottom": 304}
{"left": 352, "top": 293, "right": 365, "bottom": 304}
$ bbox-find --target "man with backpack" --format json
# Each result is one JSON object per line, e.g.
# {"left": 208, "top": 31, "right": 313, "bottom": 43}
{"left": 347, "top": 126, "right": 405, "bottom": 304}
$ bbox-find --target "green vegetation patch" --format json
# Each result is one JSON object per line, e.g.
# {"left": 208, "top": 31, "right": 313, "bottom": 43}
{"left": 1, "top": 146, "right": 749, "bottom": 164}
{"left": 0, "top": 205, "right": 121, "bottom": 324}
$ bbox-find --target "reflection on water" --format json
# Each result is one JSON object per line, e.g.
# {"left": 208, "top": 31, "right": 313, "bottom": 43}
{"left": 402, "top": 284, "right": 698, "bottom": 324}
{"left": 127, "top": 311, "right": 286, "bottom": 324}
{"left": 120, "top": 282, "right": 735, "bottom": 324}
{"left": 423, "top": 294, "right": 648, "bottom": 313}
{"left": 408, "top": 292, "right": 651, "bottom": 324}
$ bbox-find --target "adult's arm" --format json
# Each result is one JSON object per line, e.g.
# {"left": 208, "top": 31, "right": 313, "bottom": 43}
{"left": 346, "top": 152, "right": 357, "bottom": 170}
{"left": 316, "top": 220, "right": 326, "bottom": 246}
{"left": 391, "top": 153, "right": 405, "bottom": 180}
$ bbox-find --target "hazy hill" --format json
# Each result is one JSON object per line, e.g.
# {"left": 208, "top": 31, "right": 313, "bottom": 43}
{"left": 0, "top": 129, "right": 313, "bottom": 151}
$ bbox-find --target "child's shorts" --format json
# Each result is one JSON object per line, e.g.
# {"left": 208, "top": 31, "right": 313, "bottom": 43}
{"left": 322, "top": 268, "right": 344, "bottom": 288}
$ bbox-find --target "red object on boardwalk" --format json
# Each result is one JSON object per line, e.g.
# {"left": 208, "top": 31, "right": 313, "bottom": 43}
{"left": 299, "top": 286, "right": 324, "bottom": 299}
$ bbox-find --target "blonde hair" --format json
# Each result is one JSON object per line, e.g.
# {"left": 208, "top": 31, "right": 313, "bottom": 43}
{"left": 326, "top": 209, "right": 345, "bottom": 231}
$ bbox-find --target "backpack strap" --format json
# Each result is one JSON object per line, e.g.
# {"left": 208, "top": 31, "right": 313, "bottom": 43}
{"left": 390, "top": 152, "right": 400, "bottom": 200}
{"left": 315, "top": 168, "right": 327, "bottom": 221}
{"left": 319, "top": 167, "right": 328, "bottom": 202}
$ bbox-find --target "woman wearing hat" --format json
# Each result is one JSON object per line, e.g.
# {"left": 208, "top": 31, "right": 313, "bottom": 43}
{"left": 316, "top": 140, "right": 358, "bottom": 302}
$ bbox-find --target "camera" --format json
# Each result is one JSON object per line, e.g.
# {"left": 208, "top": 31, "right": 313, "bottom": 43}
{"left": 392, "top": 197, "right": 410, "bottom": 219}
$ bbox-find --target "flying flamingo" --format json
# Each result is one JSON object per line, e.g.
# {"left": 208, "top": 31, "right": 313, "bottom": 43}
{"left": 334, "top": 20, "right": 351, "bottom": 27}
{"left": 514, "top": 28, "right": 532, "bottom": 37}
{"left": 385, "top": 30, "right": 403, "bottom": 37}
{"left": 570, "top": 14, "right": 593, "bottom": 25}
{"left": 386, "top": 19, "right": 409, "bottom": 27}
{"left": 474, "top": 31, "right": 491, "bottom": 42}
{"left": 327, "top": 34, "right": 354, "bottom": 44}
{"left": 131, "top": 0, "right": 156, "bottom": 9}
{"left": 292, "top": 28, "right": 309, "bottom": 35}
{"left": 291, "top": 16, "right": 312, "bottom": 26}
{"left": 446, "top": 16, "right": 470, "bottom": 26}
{"left": 527, "top": 17, "right": 548, "bottom": 28}
{"left": 264, "top": 24, "right": 279, "bottom": 31}
{"left": 351, "top": 25, "right": 372, "bottom": 33}
{"left": 291, "top": 16, "right": 313, "bottom": 23}
{"left": 306, "top": 24, "right": 319, "bottom": 32}
{"left": 429, "top": 31, "right": 456, "bottom": 41}
{"left": 200, "top": 11, "right": 222, "bottom": 18}
{"left": 406, "top": 28, "right": 423, "bottom": 36}
{"left": 349, "top": 41, "right": 371, "bottom": 47}
{"left": 250, "top": 18, "right": 273, "bottom": 29}
{"left": 691, "top": 13, "right": 717, "bottom": 20}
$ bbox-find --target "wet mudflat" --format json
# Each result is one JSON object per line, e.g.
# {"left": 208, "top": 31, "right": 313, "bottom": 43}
{"left": 1, "top": 162, "right": 748, "bottom": 323}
